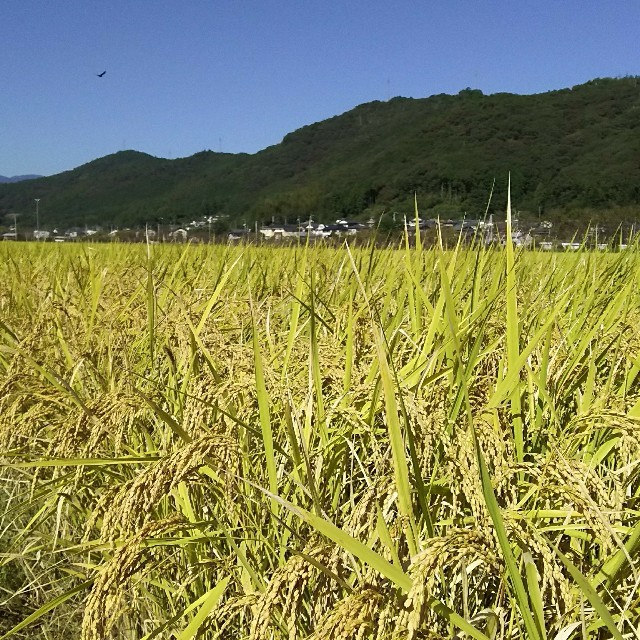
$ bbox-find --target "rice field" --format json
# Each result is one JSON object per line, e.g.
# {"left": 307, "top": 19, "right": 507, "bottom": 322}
{"left": 0, "top": 224, "right": 639, "bottom": 639}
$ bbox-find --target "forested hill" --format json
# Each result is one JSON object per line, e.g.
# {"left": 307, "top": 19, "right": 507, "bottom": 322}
{"left": 2, "top": 77, "right": 640, "bottom": 229}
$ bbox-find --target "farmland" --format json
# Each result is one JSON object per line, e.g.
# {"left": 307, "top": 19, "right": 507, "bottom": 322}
{"left": 1, "top": 226, "right": 639, "bottom": 638}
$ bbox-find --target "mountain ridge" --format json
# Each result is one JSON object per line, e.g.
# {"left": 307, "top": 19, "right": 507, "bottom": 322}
{"left": 0, "top": 174, "right": 42, "bottom": 184}
{"left": 1, "top": 77, "right": 640, "bottom": 230}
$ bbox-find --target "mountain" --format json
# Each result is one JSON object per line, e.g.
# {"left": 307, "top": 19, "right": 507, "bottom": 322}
{"left": 1, "top": 77, "right": 640, "bottom": 230}
{"left": 0, "top": 175, "right": 42, "bottom": 184}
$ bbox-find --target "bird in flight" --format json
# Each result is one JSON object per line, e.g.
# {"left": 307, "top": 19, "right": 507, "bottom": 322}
{"left": 96, "top": 70, "right": 106, "bottom": 77}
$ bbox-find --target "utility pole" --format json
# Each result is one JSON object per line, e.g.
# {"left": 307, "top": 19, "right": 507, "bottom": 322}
{"left": 34, "top": 199, "right": 40, "bottom": 238}
{"left": 11, "top": 213, "right": 18, "bottom": 240}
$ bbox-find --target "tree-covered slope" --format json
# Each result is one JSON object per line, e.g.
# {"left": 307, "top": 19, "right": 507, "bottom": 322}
{"left": 2, "top": 77, "right": 640, "bottom": 229}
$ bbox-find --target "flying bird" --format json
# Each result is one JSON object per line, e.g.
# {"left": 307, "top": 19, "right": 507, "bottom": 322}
{"left": 96, "top": 70, "right": 106, "bottom": 77}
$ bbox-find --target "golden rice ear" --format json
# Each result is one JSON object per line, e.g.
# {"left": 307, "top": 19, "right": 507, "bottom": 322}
{"left": 99, "top": 433, "right": 239, "bottom": 541}
{"left": 82, "top": 515, "right": 186, "bottom": 640}
{"left": 306, "top": 588, "right": 387, "bottom": 640}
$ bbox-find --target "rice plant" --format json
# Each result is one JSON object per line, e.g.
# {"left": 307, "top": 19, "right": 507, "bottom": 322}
{"left": 0, "top": 231, "right": 639, "bottom": 639}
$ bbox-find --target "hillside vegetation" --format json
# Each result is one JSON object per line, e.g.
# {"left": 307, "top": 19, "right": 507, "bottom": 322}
{"left": 2, "top": 77, "right": 640, "bottom": 229}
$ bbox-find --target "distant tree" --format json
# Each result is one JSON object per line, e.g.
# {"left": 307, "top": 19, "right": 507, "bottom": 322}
{"left": 377, "top": 212, "right": 400, "bottom": 232}
{"left": 213, "top": 218, "right": 230, "bottom": 235}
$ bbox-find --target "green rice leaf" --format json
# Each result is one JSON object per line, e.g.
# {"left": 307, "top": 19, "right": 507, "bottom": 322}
{"left": 524, "top": 551, "right": 547, "bottom": 640}
{"left": 592, "top": 519, "right": 640, "bottom": 588}
{"left": 475, "top": 436, "right": 541, "bottom": 640}
{"left": 555, "top": 549, "right": 624, "bottom": 640}
{"left": 176, "top": 576, "right": 230, "bottom": 640}
{"left": 251, "top": 296, "right": 278, "bottom": 513}
{"left": 375, "top": 326, "right": 418, "bottom": 557}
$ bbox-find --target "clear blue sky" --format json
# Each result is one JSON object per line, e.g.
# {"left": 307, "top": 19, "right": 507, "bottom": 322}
{"left": 2, "top": 0, "right": 638, "bottom": 176}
